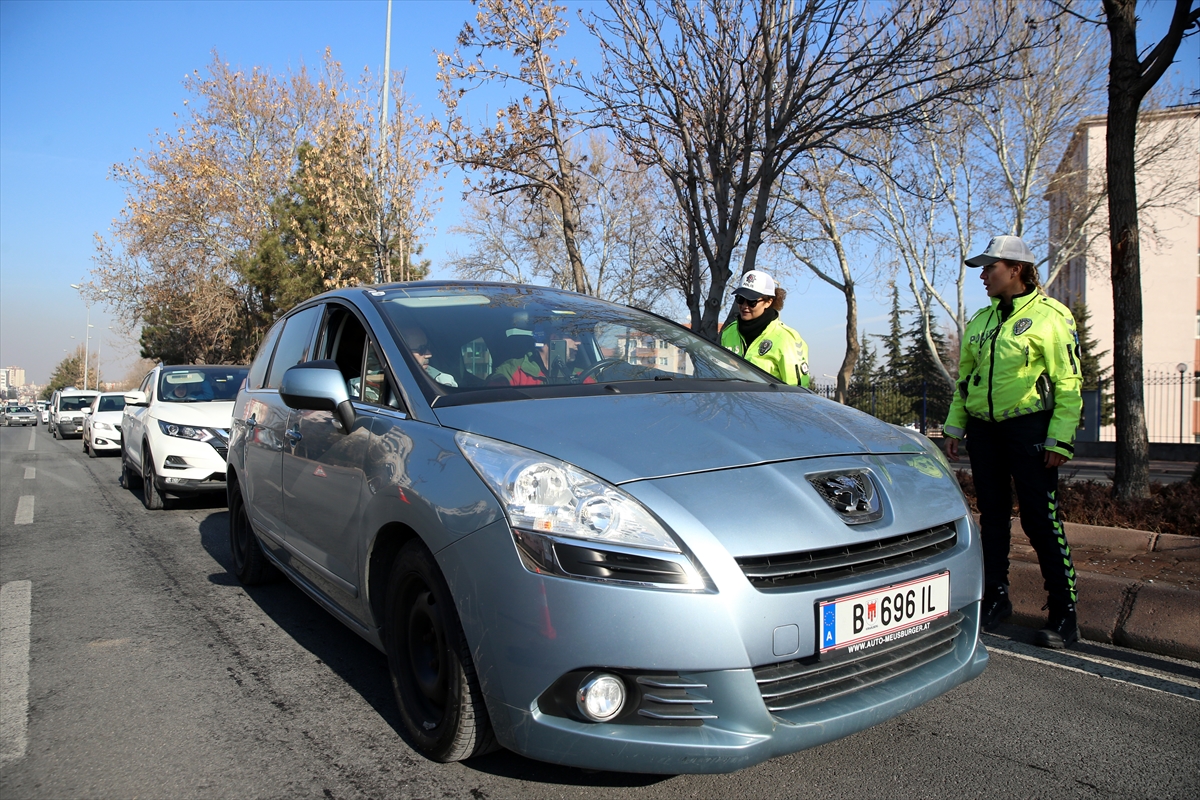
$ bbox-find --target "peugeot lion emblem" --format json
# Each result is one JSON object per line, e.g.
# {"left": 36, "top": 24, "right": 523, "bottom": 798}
{"left": 807, "top": 470, "right": 883, "bottom": 524}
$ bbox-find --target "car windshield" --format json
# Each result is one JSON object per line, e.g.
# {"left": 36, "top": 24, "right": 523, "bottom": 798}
{"left": 372, "top": 284, "right": 772, "bottom": 404}
{"left": 159, "top": 367, "right": 249, "bottom": 402}
{"left": 13, "top": 407, "right": 32, "bottom": 413}
{"left": 59, "top": 396, "right": 94, "bottom": 411}
{"left": 96, "top": 395, "right": 126, "bottom": 412}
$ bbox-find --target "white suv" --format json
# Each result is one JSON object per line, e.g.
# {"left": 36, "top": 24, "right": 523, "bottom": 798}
{"left": 122, "top": 364, "right": 249, "bottom": 510}
{"left": 49, "top": 388, "right": 99, "bottom": 439}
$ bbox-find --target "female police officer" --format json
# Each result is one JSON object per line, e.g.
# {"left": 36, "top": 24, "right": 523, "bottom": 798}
{"left": 721, "top": 270, "right": 811, "bottom": 387}
{"left": 943, "top": 235, "right": 1083, "bottom": 648}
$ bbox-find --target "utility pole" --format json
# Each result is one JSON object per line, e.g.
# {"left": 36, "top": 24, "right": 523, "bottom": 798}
{"left": 377, "top": 0, "right": 394, "bottom": 283}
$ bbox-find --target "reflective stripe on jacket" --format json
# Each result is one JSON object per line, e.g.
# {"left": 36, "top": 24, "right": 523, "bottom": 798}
{"left": 720, "top": 318, "right": 811, "bottom": 388}
{"left": 943, "top": 290, "right": 1082, "bottom": 459}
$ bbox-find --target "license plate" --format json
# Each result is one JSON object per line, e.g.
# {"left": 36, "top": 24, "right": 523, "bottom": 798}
{"left": 819, "top": 572, "right": 949, "bottom": 656}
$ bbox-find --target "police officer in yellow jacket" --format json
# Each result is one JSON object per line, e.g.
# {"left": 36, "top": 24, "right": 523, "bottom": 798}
{"left": 944, "top": 235, "right": 1083, "bottom": 648}
{"left": 721, "top": 270, "right": 811, "bottom": 388}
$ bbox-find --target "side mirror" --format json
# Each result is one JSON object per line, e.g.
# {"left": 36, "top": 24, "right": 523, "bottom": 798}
{"left": 280, "top": 360, "right": 356, "bottom": 432}
{"left": 124, "top": 390, "right": 148, "bottom": 407}
{"left": 82, "top": 407, "right": 93, "bottom": 415}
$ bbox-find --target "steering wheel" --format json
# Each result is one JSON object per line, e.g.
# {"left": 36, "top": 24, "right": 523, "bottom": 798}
{"left": 577, "top": 357, "right": 626, "bottom": 383}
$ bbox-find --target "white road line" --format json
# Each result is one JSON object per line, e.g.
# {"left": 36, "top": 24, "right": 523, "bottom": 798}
{"left": 23, "top": 467, "right": 35, "bottom": 480}
{"left": 985, "top": 636, "right": 1199, "bottom": 702}
{"left": 26, "top": 429, "right": 35, "bottom": 450}
{"left": 14, "top": 496, "right": 34, "bottom": 525}
{"left": 1, "top": 580, "right": 32, "bottom": 767}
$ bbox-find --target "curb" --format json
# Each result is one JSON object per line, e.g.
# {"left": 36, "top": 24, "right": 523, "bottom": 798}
{"left": 1007, "top": 561, "right": 1198, "bottom": 662}
{"left": 988, "top": 518, "right": 1198, "bottom": 662}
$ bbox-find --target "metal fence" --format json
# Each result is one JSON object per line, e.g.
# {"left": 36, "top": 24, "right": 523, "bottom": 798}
{"left": 813, "top": 370, "right": 1198, "bottom": 444}
{"left": 1084, "top": 370, "right": 1197, "bottom": 444}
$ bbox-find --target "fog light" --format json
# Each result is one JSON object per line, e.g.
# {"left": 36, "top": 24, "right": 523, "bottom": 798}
{"left": 576, "top": 674, "right": 625, "bottom": 722}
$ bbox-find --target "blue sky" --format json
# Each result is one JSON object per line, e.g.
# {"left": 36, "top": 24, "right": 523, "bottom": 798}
{"left": 1, "top": 0, "right": 1196, "bottom": 385}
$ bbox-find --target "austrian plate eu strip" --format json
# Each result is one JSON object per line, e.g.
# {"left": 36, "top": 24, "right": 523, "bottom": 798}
{"left": 819, "top": 571, "right": 950, "bottom": 656}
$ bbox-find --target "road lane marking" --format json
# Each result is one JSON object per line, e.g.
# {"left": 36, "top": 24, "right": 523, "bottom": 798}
{"left": 14, "top": 496, "right": 34, "bottom": 525}
{"left": 24, "top": 468, "right": 34, "bottom": 480}
{"left": 985, "top": 635, "right": 1199, "bottom": 702}
{"left": 1, "top": 580, "right": 32, "bottom": 766}
{"left": 27, "top": 429, "right": 35, "bottom": 450}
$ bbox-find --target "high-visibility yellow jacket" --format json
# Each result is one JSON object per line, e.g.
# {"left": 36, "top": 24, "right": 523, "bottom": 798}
{"left": 943, "top": 290, "right": 1082, "bottom": 459}
{"left": 720, "top": 317, "right": 811, "bottom": 388}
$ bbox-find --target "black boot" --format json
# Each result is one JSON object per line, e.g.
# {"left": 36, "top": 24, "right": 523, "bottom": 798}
{"left": 980, "top": 585, "right": 1012, "bottom": 632}
{"left": 1035, "top": 600, "right": 1079, "bottom": 648}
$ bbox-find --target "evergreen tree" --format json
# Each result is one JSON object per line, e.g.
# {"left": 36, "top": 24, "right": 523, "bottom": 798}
{"left": 879, "top": 282, "right": 907, "bottom": 381}
{"left": 903, "top": 314, "right": 955, "bottom": 431}
{"left": 1072, "top": 302, "right": 1113, "bottom": 426}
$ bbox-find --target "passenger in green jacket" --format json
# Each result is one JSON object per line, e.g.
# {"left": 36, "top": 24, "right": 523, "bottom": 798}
{"left": 943, "top": 235, "right": 1083, "bottom": 649}
{"left": 720, "top": 270, "right": 811, "bottom": 388}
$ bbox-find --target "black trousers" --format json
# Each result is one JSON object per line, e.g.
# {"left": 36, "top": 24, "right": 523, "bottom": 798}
{"left": 965, "top": 411, "right": 1078, "bottom": 604}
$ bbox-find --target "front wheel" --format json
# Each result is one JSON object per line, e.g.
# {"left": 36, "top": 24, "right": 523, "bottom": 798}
{"left": 385, "top": 541, "right": 495, "bottom": 763}
{"left": 228, "top": 488, "right": 274, "bottom": 584}
{"left": 141, "top": 446, "right": 166, "bottom": 510}
{"left": 121, "top": 446, "right": 143, "bottom": 491}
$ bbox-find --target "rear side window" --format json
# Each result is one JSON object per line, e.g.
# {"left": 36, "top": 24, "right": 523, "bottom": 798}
{"left": 266, "top": 305, "right": 322, "bottom": 389}
{"left": 246, "top": 319, "right": 285, "bottom": 391}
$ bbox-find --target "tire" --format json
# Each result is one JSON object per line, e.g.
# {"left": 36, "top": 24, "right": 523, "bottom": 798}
{"left": 385, "top": 541, "right": 496, "bottom": 763}
{"left": 228, "top": 488, "right": 274, "bottom": 584}
{"left": 121, "top": 446, "right": 143, "bottom": 491}
{"left": 85, "top": 436, "right": 95, "bottom": 457}
{"left": 51, "top": 423, "right": 58, "bottom": 439}
{"left": 141, "top": 445, "right": 166, "bottom": 510}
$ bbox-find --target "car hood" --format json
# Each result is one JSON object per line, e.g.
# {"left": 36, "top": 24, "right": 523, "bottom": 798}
{"left": 433, "top": 390, "right": 925, "bottom": 484}
{"left": 91, "top": 411, "right": 124, "bottom": 425}
{"left": 152, "top": 401, "right": 236, "bottom": 428}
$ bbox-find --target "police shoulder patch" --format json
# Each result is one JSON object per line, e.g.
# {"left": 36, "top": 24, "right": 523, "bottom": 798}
{"left": 758, "top": 339, "right": 773, "bottom": 356}
{"left": 1013, "top": 318, "right": 1033, "bottom": 335}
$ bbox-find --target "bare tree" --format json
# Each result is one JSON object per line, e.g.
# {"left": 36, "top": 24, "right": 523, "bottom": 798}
{"left": 447, "top": 134, "right": 677, "bottom": 311}
{"left": 587, "top": 0, "right": 1028, "bottom": 342}
{"left": 1099, "top": 0, "right": 1199, "bottom": 500}
{"left": 772, "top": 150, "right": 875, "bottom": 402}
{"left": 437, "top": 0, "right": 594, "bottom": 295}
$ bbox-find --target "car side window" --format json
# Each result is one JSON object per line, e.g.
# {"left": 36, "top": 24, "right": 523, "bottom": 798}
{"left": 317, "top": 305, "right": 367, "bottom": 395}
{"left": 362, "top": 342, "right": 401, "bottom": 409}
{"left": 266, "top": 305, "right": 322, "bottom": 390}
{"left": 246, "top": 319, "right": 285, "bottom": 391}
{"left": 139, "top": 372, "right": 154, "bottom": 397}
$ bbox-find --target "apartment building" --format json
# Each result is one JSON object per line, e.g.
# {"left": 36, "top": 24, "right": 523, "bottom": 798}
{"left": 1046, "top": 105, "right": 1199, "bottom": 442}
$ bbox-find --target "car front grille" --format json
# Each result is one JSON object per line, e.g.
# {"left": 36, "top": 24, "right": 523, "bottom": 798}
{"left": 211, "top": 444, "right": 229, "bottom": 460}
{"left": 753, "top": 611, "right": 965, "bottom": 713}
{"left": 735, "top": 523, "right": 958, "bottom": 589}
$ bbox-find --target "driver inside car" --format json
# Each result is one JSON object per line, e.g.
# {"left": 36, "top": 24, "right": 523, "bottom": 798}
{"left": 488, "top": 324, "right": 597, "bottom": 386}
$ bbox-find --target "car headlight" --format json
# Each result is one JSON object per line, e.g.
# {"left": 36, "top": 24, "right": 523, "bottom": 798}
{"left": 456, "top": 432, "right": 709, "bottom": 590}
{"left": 93, "top": 421, "right": 114, "bottom": 431}
{"left": 158, "top": 420, "right": 218, "bottom": 442}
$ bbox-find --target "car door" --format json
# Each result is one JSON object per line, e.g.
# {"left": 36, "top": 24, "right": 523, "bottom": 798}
{"left": 281, "top": 304, "right": 389, "bottom": 606}
{"left": 123, "top": 370, "right": 155, "bottom": 470}
{"left": 241, "top": 306, "right": 321, "bottom": 543}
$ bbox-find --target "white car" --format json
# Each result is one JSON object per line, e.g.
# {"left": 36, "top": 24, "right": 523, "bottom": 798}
{"left": 121, "top": 364, "right": 249, "bottom": 510}
{"left": 49, "top": 388, "right": 100, "bottom": 439}
{"left": 82, "top": 392, "right": 127, "bottom": 457}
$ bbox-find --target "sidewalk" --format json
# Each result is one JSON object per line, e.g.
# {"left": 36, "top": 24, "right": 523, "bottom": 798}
{"left": 1002, "top": 518, "right": 1199, "bottom": 662}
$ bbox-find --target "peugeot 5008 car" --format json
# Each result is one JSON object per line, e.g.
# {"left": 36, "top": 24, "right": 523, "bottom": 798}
{"left": 226, "top": 282, "right": 987, "bottom": 774}
{"left": 122, "top": 364, "right": 249, "bottom": 509}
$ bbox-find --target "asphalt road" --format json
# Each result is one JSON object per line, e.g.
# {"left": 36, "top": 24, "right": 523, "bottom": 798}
{"left": 2, "top": 423, "right": 1198, "bottom": 799}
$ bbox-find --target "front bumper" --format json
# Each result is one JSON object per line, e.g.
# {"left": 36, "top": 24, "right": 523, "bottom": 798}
{"left": 55, "top": 418, "right": 84, "bottom": 436}
{"left": 89, "top": 430, "right": 123, "bottom": 451}
{"left": 438, "top": 517, "right": 988, "bottom": 774}
{"left": 150, "top": 436, "right": 228, "bottom": 494}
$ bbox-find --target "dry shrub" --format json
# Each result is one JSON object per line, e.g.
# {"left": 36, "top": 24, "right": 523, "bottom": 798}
{"left": 954, "top": 471, "right": 1200, "bottom": 536}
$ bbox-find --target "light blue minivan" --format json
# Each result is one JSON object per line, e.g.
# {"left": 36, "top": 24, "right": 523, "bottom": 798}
{"left": 226, "top": 282, "right": 987, "bottom": 774}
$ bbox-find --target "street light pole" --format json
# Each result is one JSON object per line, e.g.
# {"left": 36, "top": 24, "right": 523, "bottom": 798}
{"left": 1178, "top": 363, "right": 1188, "bottom": 444}
{"left": 70, "top": 283, "right": 90, "bottom": 391}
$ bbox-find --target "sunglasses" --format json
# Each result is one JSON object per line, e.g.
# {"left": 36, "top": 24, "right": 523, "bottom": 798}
{"left": 410, "top": 344, "right": 432, "bottom": 355}
{"left": 736, "top": 295, "right": 767, "bottom": 307}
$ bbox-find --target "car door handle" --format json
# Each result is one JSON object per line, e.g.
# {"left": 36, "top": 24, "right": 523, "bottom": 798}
{"left": 285, "top": 428, "right": 302, "bottom": 445}
{"left": 246, "top": 414, "right": 257, "bottom": 429}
